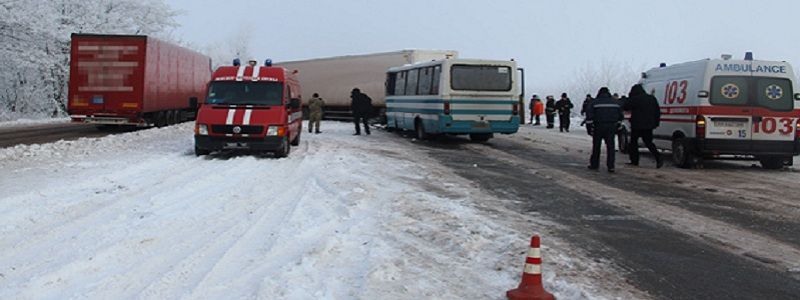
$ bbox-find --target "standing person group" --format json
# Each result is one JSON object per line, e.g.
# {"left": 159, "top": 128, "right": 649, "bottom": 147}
{"left": 350, "top": 88, "right": 373, "bottom": 135}
{"left": 529, "top": 95, "right": 544, "bottom": 125}
{"left": 555, "top": 93, "right": 574, "bottom": 132}
{"left": 307, "top": 93, "right": 324, "bottom": 134}
{"left": 624, "top": 84, "right": 663, "bottom": 168}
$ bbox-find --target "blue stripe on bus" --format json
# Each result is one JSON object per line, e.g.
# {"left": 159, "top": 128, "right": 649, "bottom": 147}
{"left": 450, "top": 110, "right": 514, "bottom": 115}
{"left": 386, "top": 108, "right": 443, "bottom": 114}
{"left": 386, "top": 99, "right": 444, "bottom": 103}
{"left": 449, "top": 100, "right": 517, "bottom": 105}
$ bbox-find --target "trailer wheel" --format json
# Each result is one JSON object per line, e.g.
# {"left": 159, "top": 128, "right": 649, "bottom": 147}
{"left": 171, "top": 110, "right": 180, "bottom": 124}
{"left": 672, "top": 138, "right": 696, "bottom": 169}
{"left": 759, "top": 156, "right": 786, "bottom": 170}
{"left": 155, "top": 111, "right": 166, "bottom": 127}
{"left": 275, "top": 138, "right": 290, "bottom": 158}
{"left": 194, "top": 146, "right": 210, "bottom": 156}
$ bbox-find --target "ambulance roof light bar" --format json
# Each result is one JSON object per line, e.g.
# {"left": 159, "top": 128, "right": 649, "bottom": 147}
{"left": 265, "top": 59, "right": 273, "bottom": 67}
{"left": 745, "top": 52, "right": 754, "bottom": 61}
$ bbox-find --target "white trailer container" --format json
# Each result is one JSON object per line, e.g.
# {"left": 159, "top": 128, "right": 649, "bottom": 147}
{"left": 277, "top": 50, "right": 458, "bottom": 120}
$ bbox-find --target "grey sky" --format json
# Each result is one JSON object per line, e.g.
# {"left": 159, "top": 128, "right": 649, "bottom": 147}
{"left": 169, "top": 0, "right": 799, "bottom": 96}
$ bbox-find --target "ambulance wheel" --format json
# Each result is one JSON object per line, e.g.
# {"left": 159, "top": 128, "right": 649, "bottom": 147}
{"left": 469, "top": 133, "right": 492, "bottom": 142}
{"left": 291, "top": 132, "right": 300, "bottom": 146}
{"left": 275, "top": 138, "right": 290, "bottom": 158}
{"left": 414, "top": 119, "right": 428, "bottom": 140}
{"left": 618, "top": 130, "right": 630, "bottom": 154}
{"left": 194, "top": 146, "right": 210, "bottom": 156}
{"left": 672, "top": 138, "right": 696, "bottom": 168}
{"left": 759, "top": 156, "right": 785, "bottom": 170}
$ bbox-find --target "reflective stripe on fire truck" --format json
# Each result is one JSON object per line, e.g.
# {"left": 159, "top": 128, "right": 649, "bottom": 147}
{"left": 225, "top": 106, "right": 236, "bottom": 137}
{"left": 252, "top": 66, "right": 261, "bottom": 81}
{"left": 235, "top": 66, "right": 246, "bottom": 81}
{"left": 242, "top": 106, "right": 253, "bottom": 137}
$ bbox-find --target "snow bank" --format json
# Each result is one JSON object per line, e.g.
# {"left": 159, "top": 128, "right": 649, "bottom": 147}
{"left": 0, "top": 122, "right": 630, "bottom": 299}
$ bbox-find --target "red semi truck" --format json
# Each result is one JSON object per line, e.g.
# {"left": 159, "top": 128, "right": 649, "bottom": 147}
{"left": 68, "top": 34, "right": 211, "bottom": 127}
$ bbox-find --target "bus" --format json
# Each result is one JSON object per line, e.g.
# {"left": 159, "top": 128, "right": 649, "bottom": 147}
{"left": 385, "top": 59, "right": 522, "bottom": 142}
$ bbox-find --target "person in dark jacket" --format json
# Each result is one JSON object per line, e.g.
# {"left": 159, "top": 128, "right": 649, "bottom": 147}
{"left": 586, "top": 87, "right": 624, "bottom": 172}
{"left": 545, "top": 96, "right": 556, "bottom": 129}
{"left": 350, "top": 88, "right": 372, "bottom": 135}
{"left": 580, "top": 94, "right": 593, "bottom": 116}
{"left": 623, "top": 84, "right": 663, "bottom": 168}
{"left": 555, "top": 93, "right": 574, "bottom": 132}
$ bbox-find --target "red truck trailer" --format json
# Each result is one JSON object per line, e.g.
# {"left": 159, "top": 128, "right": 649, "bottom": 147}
{"left": 68, "top": 34, "right": 211, "bottom": 127}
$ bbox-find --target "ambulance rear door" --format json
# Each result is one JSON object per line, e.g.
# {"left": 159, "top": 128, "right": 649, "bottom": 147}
{"left": 748, "top": 61, "right": 796, "bottom": 151}
{"left": 707, "top": 74, "right": 753, "bottom": 150}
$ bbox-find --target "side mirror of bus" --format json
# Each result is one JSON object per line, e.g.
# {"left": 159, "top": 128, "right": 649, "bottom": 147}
{"left": 189, "top": 97, "right": 199, "bottom": 110}
{"left": 697, "top": 91, "right": 709, "bottom": 98}
{"left": 289, "top": 98, "right": 301, "bottom": 109}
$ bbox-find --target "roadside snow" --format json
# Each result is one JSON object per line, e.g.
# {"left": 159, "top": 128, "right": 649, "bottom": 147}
{"left": 0, "top": 121, "right": 637, "bottom": 299}
{"left": 0, "top": 117, "right": 70, "bottom": 128}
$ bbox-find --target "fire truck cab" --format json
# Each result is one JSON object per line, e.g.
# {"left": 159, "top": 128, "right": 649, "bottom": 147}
{"left": 632, "top": 53, "right": 800, "bottom": 169}
{"left": 194, "top": 59, "right": 303, "bottom": 157}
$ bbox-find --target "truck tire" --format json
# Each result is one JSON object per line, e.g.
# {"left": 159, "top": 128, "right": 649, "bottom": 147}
{"left": 414, "top": 119, "right": 428, "bottom": 140}
{"left": 275, "top": 138, "right": 290, "bottom": 158}
{"left": 291, "top": 132, "right": 301, "bottom": 146}
{"left": 759, "top": 156, "right": 786, "bottom": 170}
{"left": 194, "top": 146, "right": 210, "bottom": 156}
{"left": 155, "top": 111, "right": 166, "bottom": 127}
{"left": 672, "top": 138, "right": 696, "bottom": 169}
{"left": 469, "top": 133, "right": 492, "bottom": 142}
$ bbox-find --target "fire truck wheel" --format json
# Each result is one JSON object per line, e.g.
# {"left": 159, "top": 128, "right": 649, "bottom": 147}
{"left": 194, "top": 146, "right": 210, "bottom": 156}
{"left": 759, "top": 156, "right": 786, "bottom": 170}
{"left": 291, "top": 132, "right": 300, "bottom": 146}
{"left": 672, "top": 138, "right": 695, "bottom": 168}
{"left": 275, "top": 138, "right": 290, "bottom": 158}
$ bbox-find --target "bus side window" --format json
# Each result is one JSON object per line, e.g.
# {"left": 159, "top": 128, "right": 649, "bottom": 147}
{"left": 394, "top": 71, "right": 406, "bottom": 96}
{"left": 418, "top": 67, "right": 432, "bottom": 96}
{"left": 431, "top": 65, "right": 441, "bottom": 95}
{"left": 386, "top": 72, "right": 397, "bottom": 96}
{"left": 406, "top": 68, "right": 419, "bottom": 96}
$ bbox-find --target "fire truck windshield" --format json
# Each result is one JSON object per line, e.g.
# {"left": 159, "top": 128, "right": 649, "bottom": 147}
{"left": 205, "top": 82, "right": 283, "bottom": 106}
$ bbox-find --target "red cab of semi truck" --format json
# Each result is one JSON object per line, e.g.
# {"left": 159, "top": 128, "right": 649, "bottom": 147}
{"left": 194, "top": 60, "right": 303, "bottom": 157}
{"left": 68, "top": 34, "right": 211, "bottom": 127}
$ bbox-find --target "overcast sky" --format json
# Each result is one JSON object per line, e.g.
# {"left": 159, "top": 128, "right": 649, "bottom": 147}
{"left": 168, "top": 0, "right": 799, "bottom": 96}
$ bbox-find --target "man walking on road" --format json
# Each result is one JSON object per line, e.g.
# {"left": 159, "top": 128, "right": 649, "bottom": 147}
{"left": 308, "top": 93, "right": 324, "bottom": 134}
{"left": 545, "top": 96, "right": 556, "bottom": 129}
{"left": 586, "top": 87, "right": 624, "bottom": 173}
{"left": 350, "top": 88, "right": 372, "bottom": 135}
{"left": 624, "top": 84, "right": 663, "bottom": 168}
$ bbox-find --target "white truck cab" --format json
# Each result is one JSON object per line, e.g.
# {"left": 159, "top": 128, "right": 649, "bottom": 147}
{"left": 631, "top": 53, "right": 800, "bottom": 169}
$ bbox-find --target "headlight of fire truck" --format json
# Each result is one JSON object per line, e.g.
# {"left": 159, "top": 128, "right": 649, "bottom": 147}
{"left": 196, "top": 124, "right": 209, "bottom": 135}
{"left": 266, "top": 126, "right": 285, "bottom": 136}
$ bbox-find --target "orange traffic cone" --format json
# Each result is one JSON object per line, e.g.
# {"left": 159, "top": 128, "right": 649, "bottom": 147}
{"left": 507, "top": 235, "right": 555, "bottom": 300}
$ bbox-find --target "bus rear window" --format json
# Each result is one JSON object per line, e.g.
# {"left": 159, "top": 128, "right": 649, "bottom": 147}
{"left": 451, "top": 65, "right": 512, "bottom": 91}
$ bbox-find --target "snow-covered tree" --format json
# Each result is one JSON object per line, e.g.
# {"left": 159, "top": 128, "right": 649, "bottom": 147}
{"left": 0, "top": 0, "right": 179, "bottom": 121}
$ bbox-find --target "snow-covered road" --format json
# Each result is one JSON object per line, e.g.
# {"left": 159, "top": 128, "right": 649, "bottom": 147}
{"left": 0, "top": 122, "right": 635, "bottom": 299}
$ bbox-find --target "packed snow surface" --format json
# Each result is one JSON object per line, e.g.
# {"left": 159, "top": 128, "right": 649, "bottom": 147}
{"left": 0, "top": 121, "right": 628, "bottom": 299}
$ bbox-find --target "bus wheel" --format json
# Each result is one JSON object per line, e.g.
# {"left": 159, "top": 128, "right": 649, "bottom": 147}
{"left": 672, "top": 138, "right": 695, "bottom": 168}
{"left": 470, "top": 133, "right": 492, "bottom": 142}
{"left": 759, "top": 156, "right": 786, "bottom": 170}
{"left": 415, "top": 119, "right": 428, "bottom": 140}
{"left": 618, "top": 129, "right": 630, "bottom": 154}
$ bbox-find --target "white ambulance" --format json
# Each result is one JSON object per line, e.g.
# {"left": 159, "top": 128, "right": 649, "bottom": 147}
{"left": 629, "top": 53, "right": 800, "bottom": 169}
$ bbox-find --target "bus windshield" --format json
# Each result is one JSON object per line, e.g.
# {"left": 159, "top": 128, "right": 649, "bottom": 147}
{"left": 710, "top": 76, "right": 793, "bottom": 111}
{"left": 205, "top": 82, "right": 283, "bottom": 106}
{"left": 451, "top": 65, "right": 512, "bottom": 91}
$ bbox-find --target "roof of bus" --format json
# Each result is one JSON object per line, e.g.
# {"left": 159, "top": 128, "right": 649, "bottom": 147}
{"left": 212, "top": 66, "right": 288, "bottom": 82}
{"left": 387, "top": 58, "right": 516, "bottom": 72}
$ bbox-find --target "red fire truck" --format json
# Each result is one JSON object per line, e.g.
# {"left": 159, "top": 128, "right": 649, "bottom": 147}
{"left": 68, "top": 34, "right": 211, "bottom": 127}
{"left": 194, "top": 59, "right": 303, "bottom": 157}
